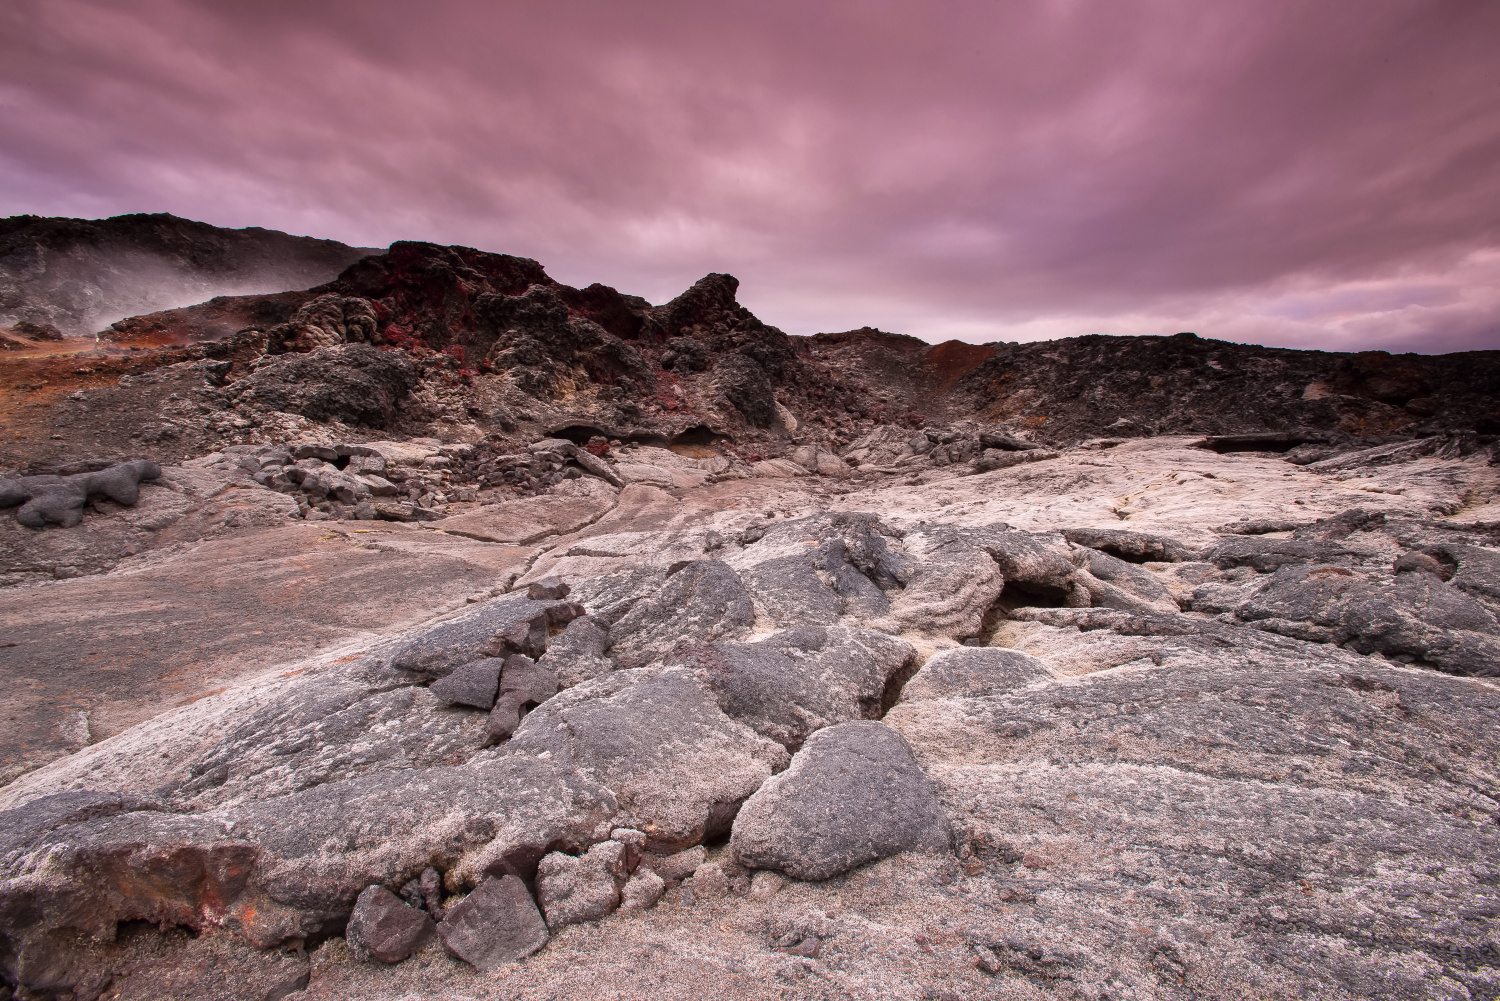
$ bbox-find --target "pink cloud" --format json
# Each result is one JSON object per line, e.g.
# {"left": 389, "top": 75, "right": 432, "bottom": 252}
{"left": 2, "top": 0, "right": 1496, "bottom": 352}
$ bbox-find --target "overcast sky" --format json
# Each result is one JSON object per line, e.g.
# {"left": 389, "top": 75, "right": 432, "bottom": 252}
{"left": 3, "top": 0, "right": 1498, "bottom": 352}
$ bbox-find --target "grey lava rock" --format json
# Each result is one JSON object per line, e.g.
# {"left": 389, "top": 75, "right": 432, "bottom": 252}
{"left": 618, "top": 869, "right": 665, "bottom": 913}
{"left": 731, "top": 720, "right": 952, "bottom": 881}
{"left": 1061, "top": 527, "right": 1195, "bottom": 563}
{"left": 671, "top": 626, "right": 916, "bottom": 749}
{"left": 527, "top": 575, "right": 571, "bottom": 600}
{"left": 1235, "top": 563, "right": 1500, "bottom": 676}
{"left": 901, "top": 647, "right": 1052, "bottom": 701}
{"left": 606, "top": 560, "right": 755, "bottom": 669}
{"left": 875, "top": 527, "right": 1005, "bottom": 638}
{"left": 346, "top": 884, "right": 435, "bottom": 964}
{"left": 485, "top": 654, "right": 560, "bottom": 745}
{"left": 536, "top": 840, "right": 629, "bottom": 930}
{"left": 387, "top": 595, "right": 562, "bottom": 679}
{"left": 509, "top": 667, "right": 789, "bottom": 852}
{"left": 429, "top": 658, "right": 504, "bottom": 709}
{"left": 538, "top": 615, "right": 614, "bottom": 688}
{"left": 2, "top": 459, "right": 161, "bottom": 528}
{"left": 1201, "top": 536, "right": 1358, "bottom": 573}
{"left": 438, "top": 875, "right": 550, "bottom": 972}
{"left": 227, "top": 343, "right": 417, "bottom": 428}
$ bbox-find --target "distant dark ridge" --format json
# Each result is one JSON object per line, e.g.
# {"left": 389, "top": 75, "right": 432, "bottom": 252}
{"left": 0, "top": 212, "right": 378, "bottom": 335}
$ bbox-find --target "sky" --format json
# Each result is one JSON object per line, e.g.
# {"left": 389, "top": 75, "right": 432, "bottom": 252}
{"left": 2, "top": 0, "right": 1498, "bottom": 353}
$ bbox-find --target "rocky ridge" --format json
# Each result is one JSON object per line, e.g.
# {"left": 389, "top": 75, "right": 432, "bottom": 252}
{"left": 0, "top": 214, "right": 376, "bottom": 337}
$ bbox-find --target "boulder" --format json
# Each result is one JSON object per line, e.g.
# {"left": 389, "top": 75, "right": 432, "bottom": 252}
{"left": 1071, "top": 547, "right": 1180, "bottom": 615}
{"left": 734, "top": 522, "right": 899, "bottom": 626}
{"left": 538, "top": 615, "right": 614, "bottom": 689}
{"left": 509, "top": 667, "right": 789, "bottom": 852}
{"left": 618, "top": 869, "right": 665, "bottom": 913}
{"left": 874, "top": 528, "right": 1005, "bottom": 638}
{"left": 1201, "top": 537, "right": 1358, "bottom": 573}
{"left": 731, "top": 720, "right": 952, "bottom": 881}
{"left": 605, "top": 561, "right": 755, "bottom": 669}
{"left": 1235, "top": 563, "right": 1500, "bottom": 675}
{"left": 966, "top": 526, "right": 1079, "bottom": 602}
{"left": 644, "top": 845, "right": 706, "bottom": 883}
{"left": 429, "top": 658, "right": 504, "bottom": 709}
{"left": 535, "top": 840, "right": 629, "bottom": 930}
{"left": 901, "top": 647, "right": 1052, "bottom": 701}
{"left": 671, "top": 627, "right": 916, "bottom": 749}
{"left": 527, "top": 575, "right": 571, "bottom": 600}
{"left": 2, "top": 460, "right": 162, "bottom": 529}
{"left": 437, "top": 875, "right": 549, "bottom": 972}
{"left": 1060, "top": 527, "right": 1196, "bottom": 564}
{"left": 345, "top": 885, "right": 435, "bottom": 964}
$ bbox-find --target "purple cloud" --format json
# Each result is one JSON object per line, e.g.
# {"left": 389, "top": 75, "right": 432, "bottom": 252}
{"left": 2, "top": 0, "right": 1496, "bottom": 351}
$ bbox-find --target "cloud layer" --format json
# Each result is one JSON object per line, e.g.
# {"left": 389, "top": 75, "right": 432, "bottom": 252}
{"left": 3, "top": 0, "right": 1497, "bottom": 352}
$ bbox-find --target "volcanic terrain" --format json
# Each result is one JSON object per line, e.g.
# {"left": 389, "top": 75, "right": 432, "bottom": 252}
{"left": 1, "top": 217, "right": 1498, "bottom": 1001}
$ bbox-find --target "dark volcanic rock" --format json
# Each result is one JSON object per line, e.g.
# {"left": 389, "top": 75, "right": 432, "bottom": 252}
{"left": 346, "top": 884, "right": 435, "bottom": 964}
{"left": 387, "top": 595, "right": 562, "bottom": 679}
{"left": 535, "top": 840, "right": 629, "bottom": 930}
{"left": 1235, "top": 564, "right": 1500, "bottom": 676}
{"left": 605, "top": 560, "right": 756, "bottom": 669}
{"left": 429, "top": 658, "right": 504, "bottom": 710}
{"left": 731, "top": 720, "right": 952, "bottom": 881}
{"left": 437, "top": 875, "right": 549, "bottom": 971}
{"left": 484, "top": 654, "right": 560, "bottom": 745}
{"left": 1, "top": 459, "right": 161, "bottom": 528}
{"left": 226, "top": 343, "right": 417, "bottom": 427}
{"left": 1201, "top": 536, "right": 1359, "bottom": 573}
{"left": 1061, "top": 527, "right": 1196, "bottom": 563}
{"left": 670, "top": 627, "right": 916, "bottom": 749}
{"left": 508, "top": 667, "right": 788, "bottom": 852}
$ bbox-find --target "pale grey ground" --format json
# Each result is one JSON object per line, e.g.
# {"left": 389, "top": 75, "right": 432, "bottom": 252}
{"left": 2, "top": 436, "right": 1498, "bottom": 1001}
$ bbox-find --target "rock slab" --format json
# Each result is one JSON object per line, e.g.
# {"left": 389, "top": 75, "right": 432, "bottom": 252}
{"left": 437, "top": 875, "right": 549, "bottom": 972}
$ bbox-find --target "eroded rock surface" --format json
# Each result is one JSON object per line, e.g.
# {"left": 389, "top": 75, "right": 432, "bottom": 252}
{"left": 1, "top": 430, "right": 1498, "bottom": 1000}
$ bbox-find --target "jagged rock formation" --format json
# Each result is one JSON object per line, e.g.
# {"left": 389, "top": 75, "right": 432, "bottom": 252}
{"left": 0, "top": 213, "right": 377, "bottom": 336}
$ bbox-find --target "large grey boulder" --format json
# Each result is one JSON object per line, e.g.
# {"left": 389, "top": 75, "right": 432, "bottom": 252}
{"left": 1060, "top": 527, "right": 1196, "bottom": 563}
{"left": 1, "top": 459, "right": 162, "bottom": 529}
{"left": 484, "top": 654, "right": 560, "bottom": 745}
{"left": 670, "top": 626, "right": 916, "bottom": 749}
{"left": 730, "top": 720, "right": 952, "bottom": 881}
{"left": 429, "top": 658, "right": 504, "bottom": 709}
{"left": 901, "top": 647, "right": 1052, "bottom": 701}
{"left": 731, "top": 514, "right": 910, "bottom": 627}
{"left": 1071, "top": 547, "right": 1180, "bottom": 615}
{"left": 538, "top": 615, "right": 614, "bottom": 688}
{"left": 1201, "top": 536, "right": 1358, "bottom": 573}
{"left": 966, "top": 526, "right": 1080, "bottom": 602}
{"left": 437, "top": 875, "right": 549, "bottom": 971}
{"left": 509, "top": 667, "right": 788, "bottom": 852}
{"left": 605, "top": 561, "right": 755, "bottom": 668}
